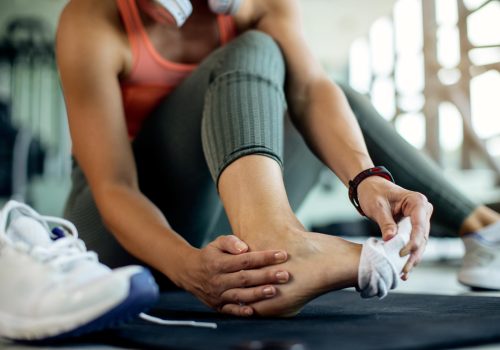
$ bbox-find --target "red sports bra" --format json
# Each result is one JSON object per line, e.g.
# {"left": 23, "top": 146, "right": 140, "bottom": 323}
{"left": 116, "top": 0, "right": 237, "bottom": 138}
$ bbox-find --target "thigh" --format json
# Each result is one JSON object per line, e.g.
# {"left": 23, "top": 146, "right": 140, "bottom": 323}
{"left": 133, "top": 32, "right": 323, "bottom": 245}
{"left": 64, "top": 163, "right": 141, "bottom": 268}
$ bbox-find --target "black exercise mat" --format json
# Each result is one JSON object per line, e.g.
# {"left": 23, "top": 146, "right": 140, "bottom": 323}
{"left": 86, "top": 290, "right": 500, "bottom": 350}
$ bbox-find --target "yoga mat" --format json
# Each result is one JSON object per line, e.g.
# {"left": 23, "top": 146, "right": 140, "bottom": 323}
{"left": 82, "top": 290, "right": 500, "bottom": 350}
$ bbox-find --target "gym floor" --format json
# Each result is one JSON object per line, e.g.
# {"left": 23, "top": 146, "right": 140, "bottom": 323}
{"left": 2, "top": 169, "right": 500, "bottom": 350}
{"left": 1, "top": 255, "right": 499, "bottom": 350}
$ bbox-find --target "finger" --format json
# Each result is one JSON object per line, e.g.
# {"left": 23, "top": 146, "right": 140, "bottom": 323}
{"left": 218, "top": 303, "right": 254, "bottom": 317}
{"left": 221, "top": 268, "right": 289, "bottom": 290}
{"left": 426, "top": 202, "right": 434, "bottom": 227}
{"left": 220, "top": 250, "right": 288, "bottom": 273}
{"left": 402, "top": 244, "right": 426, "bottom": 274}
{"left": 400, "top": 230, "right": 426, "bottom": 258}
{"left": 372, "top": 199, "right": 398, "bottom": 241}
{"left": 400, "top": 194, "right": 430, "bottom": 256}
{"left": 213, "top": 235, "right": 248, "bottom": 254}
{"left": 220, "top": 285, "right": 279, "bottom": 305}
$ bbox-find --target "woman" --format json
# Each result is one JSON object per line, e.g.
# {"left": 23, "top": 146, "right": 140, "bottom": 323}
{"left": 57, "top": 0, "right": 499, "bottom": 317}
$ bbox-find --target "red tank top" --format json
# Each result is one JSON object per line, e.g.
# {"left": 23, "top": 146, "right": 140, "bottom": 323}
{"left": 116, "top": 0, "right": 237, "bottom": 138}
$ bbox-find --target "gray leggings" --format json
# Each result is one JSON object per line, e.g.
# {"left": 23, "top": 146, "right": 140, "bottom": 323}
{"left": 64, "top": 31, "right": 476, "bottom": 274}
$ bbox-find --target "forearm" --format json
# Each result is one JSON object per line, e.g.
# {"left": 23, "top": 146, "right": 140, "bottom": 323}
{"left": 93, "top": 184, "right": 195, "bottom": 286}
{"left": 291, "top": 79, "right": 374, "bottom": 185}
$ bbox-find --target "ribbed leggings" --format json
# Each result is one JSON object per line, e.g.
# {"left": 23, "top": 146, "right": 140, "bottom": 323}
{"left": 64, "top": 31, "right": 476, "bottom": 275}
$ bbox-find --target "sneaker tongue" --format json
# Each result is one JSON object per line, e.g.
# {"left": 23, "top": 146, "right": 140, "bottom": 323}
{"left": 7, "top": 215, "right": 52, "bottom": 248}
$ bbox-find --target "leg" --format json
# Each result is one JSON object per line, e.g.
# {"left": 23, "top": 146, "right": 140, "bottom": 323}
{"left": 64, "top": 31, "right": 324, "bottom": 290}
{"left": 64, "top": 33, "right": 250, "bottom": 282}
{"left": 460, "top": 206, "right": 500, "bottom": 235}
{"left": 208, "top": 112, "right": 325, "bottom": 242}
{"left": 337, "top": 82, "right": 500, "bottom": 235}
{"left": 219, "top": 156, "right": 361, "bottom": 316}
{"left": 202, "top": 31, "right": 361, "bottom": 316}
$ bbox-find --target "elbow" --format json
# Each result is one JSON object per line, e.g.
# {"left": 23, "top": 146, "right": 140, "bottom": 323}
{"left": 91, "top": 181, "right": 138, "bottom": 232}
{"left": 92, "top": 179, "right": 138, "bottom": 209}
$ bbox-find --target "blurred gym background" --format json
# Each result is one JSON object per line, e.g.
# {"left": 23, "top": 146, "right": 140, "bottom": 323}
{"left": 0, "top": 0, "right": 498, "bottom": 266}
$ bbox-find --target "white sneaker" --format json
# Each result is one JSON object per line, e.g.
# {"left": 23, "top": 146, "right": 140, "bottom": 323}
{"left": 0, "top": 200, "right": 159, "bottom": 341}
{"left": 459, "top": 230, "right": 500, "bottom": 290}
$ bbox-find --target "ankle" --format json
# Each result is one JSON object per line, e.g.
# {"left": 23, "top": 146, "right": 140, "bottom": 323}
{"left": 236, "top": 219, "right": 306, "bottom": 251}
{"left": 460, "top": 206, "right": 500, "bottom": 236}
{"left": 325, "top": 238, "right": 362, "bottom": 290}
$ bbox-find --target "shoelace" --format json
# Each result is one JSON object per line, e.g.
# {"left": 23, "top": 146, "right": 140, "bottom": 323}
{"left": 1, "top": 201, "right": 218, "bottom": 328}
{"left": 1, "top": 201, "right": 97, "bottom": 271}
{"left": 30, "top": 237, "right": 98, "bottom": 271}
{"left": 139, "top": 313, "right": 217, "bottom": 329}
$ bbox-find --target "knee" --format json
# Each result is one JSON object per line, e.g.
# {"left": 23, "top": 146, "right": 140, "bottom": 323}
{"left": 212, "top": 30, "right": 286, "bottom": 84}
{"left": 237, "top": 30, "right": 282, "bottom": 58}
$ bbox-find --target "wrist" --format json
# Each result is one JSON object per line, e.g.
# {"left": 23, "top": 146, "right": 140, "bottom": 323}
{"left": 348, "top": 166, "right": 395, "bottom": 216}
{"left": 162, "top": 243, "right": 200, "bottom": 289}
{"left": 357, "top": 175, "right": 392, "bottom": 195}
{"left": 345, "top": 160, "right": 375, "bottom": 184}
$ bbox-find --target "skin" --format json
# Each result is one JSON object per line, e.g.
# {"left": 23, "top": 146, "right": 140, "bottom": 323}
{"left": 57, "top": 0, "right": 290, "bottom": 317}
{"left": 56, "top": 0, "right": 497, "bottom": 317}
{"left": 460, "top": 206, "right": 500, "bottom": 236}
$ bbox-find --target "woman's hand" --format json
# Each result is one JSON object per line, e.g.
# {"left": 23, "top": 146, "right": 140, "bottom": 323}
{"left": 179, "top": 235, "right": 290, "bottom": 317}
{"left": 357, "top": 176, "right": 433, "bottom": 280}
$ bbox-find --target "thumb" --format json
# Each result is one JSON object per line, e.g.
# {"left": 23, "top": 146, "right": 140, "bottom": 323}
{"left": 375, "top": 209, "right": 398, "bottom": 241}
{"left": 215, "top": 235, "right": 249, "bottom": 254}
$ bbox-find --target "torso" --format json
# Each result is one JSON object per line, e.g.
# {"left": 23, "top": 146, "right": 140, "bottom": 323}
{"left": 110, "top": 0, "right": 257, "bottom": 79}
{"left": 119, "top": 2, "right": 222, "bottom": 77}
{"left": 60, "top": 0, "right": 262, "bottom": 137}
{"left": 113, "top": 0, "right": 242, "bottom": 137}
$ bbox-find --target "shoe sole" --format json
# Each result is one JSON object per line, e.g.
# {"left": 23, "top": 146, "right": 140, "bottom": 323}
{"left": 469, "top": 285, "right": 500, "bottom": 292}
{"left": 13, "top": 268, "right": 159, "bottom": 342}
{"left": 458, "top": 279, "right": 500, "bottom": 292}
{"left": 458, "top": 270, "right": 500, "bottom": 291}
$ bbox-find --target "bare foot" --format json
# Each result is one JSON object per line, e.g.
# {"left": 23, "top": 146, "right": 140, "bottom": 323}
{"left": 244, "top": 230, "right": 362, "bottom": 317}
{"left": 217, "top": 155, "right": 362, "bottom": 316}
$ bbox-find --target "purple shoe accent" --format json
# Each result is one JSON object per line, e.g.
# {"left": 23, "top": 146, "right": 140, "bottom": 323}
{"left": 18, "top": 268, "right": 159, "bottom": 343}
{"left": 51, "top": 227, "right": 66, "bottom": 240}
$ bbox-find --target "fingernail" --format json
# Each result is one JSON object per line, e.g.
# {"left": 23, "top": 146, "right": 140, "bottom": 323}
{"left": 276, "top": 271, "right": 288, "bottom": 283}
{"left": 274, "top": 251, "right": 286, "bottom": 262}
{"left": 263, "top": 286, "right": 275, "bottom": 297}
{"left": 235, "top": 241, "right": 248, "bottom": 252}
{"left": 244, "top": 307, "right": 253, "bottom": 316}
{"left": 400, "top": 248, "right": 409, "bottom": 257}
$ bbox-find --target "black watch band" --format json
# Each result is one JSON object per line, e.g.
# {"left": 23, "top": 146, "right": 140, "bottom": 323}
{"left": 348, "top": 166, "right": 395, "bottom": 216}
